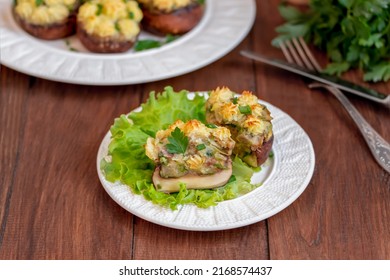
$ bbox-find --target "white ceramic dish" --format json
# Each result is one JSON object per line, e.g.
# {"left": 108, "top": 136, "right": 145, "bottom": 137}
{"left": 97, "top": 94, "right": 315, "bottom": 231}
{"left": 0, "top": 0, "right": 256, "bottom": 85}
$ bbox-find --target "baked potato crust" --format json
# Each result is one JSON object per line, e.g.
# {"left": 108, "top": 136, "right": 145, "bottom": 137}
{"left": 140, "top": 3, "right": 204, "bottom": 35}
{"left": 12, "top": 8, "right": 77, "bottom": 40}
{"left": 77, "top": 23, "right": 137, "bottom": 53}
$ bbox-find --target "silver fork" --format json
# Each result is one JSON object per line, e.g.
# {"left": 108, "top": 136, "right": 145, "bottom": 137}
{"left": 280, "top": 37, "right": 390, "bottom": 174}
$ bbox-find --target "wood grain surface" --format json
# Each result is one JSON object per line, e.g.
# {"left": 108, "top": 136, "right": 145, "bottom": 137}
{"left": 1, "top": 0, "right": 389, "bottom": 260}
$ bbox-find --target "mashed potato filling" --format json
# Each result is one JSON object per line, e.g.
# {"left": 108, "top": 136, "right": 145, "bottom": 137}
{"left": 77, "top": 0, "right": 142, "bottom": 40}
{"left": 145, "top": 119, "right": 235, "bottom": 178}
{"left": 15, "top": 0, "right": 77, "bottom": 25}
{"left": 137, "top": 0, "right": 194, "bottom": 13}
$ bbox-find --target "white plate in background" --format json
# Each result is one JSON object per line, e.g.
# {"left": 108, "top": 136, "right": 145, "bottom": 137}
{"left": 0, "top": 0, "right": 256, "bottom": 85}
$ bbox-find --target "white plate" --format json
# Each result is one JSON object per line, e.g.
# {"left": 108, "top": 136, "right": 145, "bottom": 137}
{"left": 0, "top": 0, "right": 256, "bottom": 85}
{"left": 96, "top": 95, "right": 315, "bottom": 231}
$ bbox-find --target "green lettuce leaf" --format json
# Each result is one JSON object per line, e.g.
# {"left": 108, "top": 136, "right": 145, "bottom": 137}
{"left": 101, "top": 86, "right": 262, "bottom": 210}
{"left": 129, "top": 86, "right": 206, "bottom": 133}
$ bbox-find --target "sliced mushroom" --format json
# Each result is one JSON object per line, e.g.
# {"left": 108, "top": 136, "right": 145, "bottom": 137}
{"left": 152, "top": 162, "right": 232, "bottom": 193}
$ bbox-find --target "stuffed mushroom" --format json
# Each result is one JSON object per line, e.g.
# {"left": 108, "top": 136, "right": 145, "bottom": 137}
{"left": 145, "top": 119, "right": 235, "bottom": 193}
{"left": 77, "top": 0, "right": 143, "bottom": 53}
{"left": 13, "top": 0, "right": 80, "bottom": 40}
{"left": 206, "top": 87, "right": 274, "bottom": 167}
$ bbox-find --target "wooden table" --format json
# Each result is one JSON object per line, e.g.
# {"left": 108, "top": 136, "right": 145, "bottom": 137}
{"left": 1, "top": 0, "right": 389, "bottom": 260}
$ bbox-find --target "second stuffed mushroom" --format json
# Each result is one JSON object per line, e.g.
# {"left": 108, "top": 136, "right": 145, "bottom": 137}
{"left": 136, "top": 0, "right": 205, "bottom": 35}
{"left": 77, "top": 0, "right": 143, "bottom": 53}
{"left": 206, "top": 87, "right": 274, "bottom": 168}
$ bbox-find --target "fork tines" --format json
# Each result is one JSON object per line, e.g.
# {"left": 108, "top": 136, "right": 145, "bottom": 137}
{"left": 279, "top": 37, "right": 322, "bottom": 72}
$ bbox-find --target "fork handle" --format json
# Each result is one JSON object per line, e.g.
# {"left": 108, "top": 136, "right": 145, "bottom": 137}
{"left": 309, "top": 83, "right": 390, "bottom": 174}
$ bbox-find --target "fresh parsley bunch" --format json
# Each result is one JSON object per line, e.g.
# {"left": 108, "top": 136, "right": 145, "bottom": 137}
{"left": 273, "top": 0, "right": 390, "bottom": 82}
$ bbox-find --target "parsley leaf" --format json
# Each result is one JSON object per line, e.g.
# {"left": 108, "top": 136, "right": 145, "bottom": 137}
{"left": 134, "top": 35, "right": 180, "bottom": 52}
{"left": 364, "top": 63, "right": 390, "bottom": 82}
{"left": 166, "top": 127, "right": 189, "bottom": 154}
{"left": 239, "top": 105, "right": 252, "bottom": 115}
{"left": 64, "top": 39, "right": 78, "bottom": 52}
{"left": 196, "top": 144, "right": 206, "bottom": 151}
{"left": 96, "top": 4, "right": 103, "bottom": 16}
{"left": 165, "top": 34, "right": 180, "bottom": 43}
{"left": 323, "top": 62, "right": 350, "bottom": 76}
{"left": 205, "top": 123, "right": 217, "bottom": 128}
{"left": 134, "top": 40, "right": 162, "bottom": 51}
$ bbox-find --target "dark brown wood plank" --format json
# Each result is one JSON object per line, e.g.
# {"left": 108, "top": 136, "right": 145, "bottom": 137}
{"left": 133, "top": 219, "right": 268, "bottom": 260}
{"left": 0, "top": 75, "right": 141, "bottom": 259}
{"left": 0, "top": 68, "right": 30, "bottom": 250}
{"left": 253, "top": 0, "right": 390, "bottom": 259}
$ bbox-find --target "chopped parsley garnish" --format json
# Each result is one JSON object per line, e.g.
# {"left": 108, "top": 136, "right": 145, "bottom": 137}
{"left": 232, "top": 97, "right": 238, "bottom": 104}
{"left": 115, "top": 22, "right": 121, "bottom": 32}
{"left": 135, "top": 35, "right": 180, "bottom": 52}
{"left": 166, "top": 127, "right": 189, "bottom": 154}
{"left": 196, "top": 144, "right": 206, "bottom": 151}
{"left": 96, "top": 4, "right": 103, "bottom": 16}
{"left": 134, "top": 40, "right": 162, "bottom": 51}
{"left": 239, "top": 105, "right": 252, "bottom": 115}
{"left": 165, "top": 34, "right": 180, "bottom": 43}
{"left": 35, "top": 0, "right": 44, "bottom": 6}
{"left": 128, "top": 11, "right": 134, "bottom": 19}
{"left": 65, "top": 39, "right": 78, "bottom": 52}
{"left": 205, "top": 124, "right": 217, "bottom": 128}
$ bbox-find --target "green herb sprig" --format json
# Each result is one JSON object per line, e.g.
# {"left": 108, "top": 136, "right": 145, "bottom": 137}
{"left": 134, "top": 34, "right": 180, "bottom": 52}
{"left": 273, "top": 0, "right": 390, "bottom": 82}
{"left": 166, "top": 127, "right": 189, "bottom": 154}
{"left": 239, "top": 105, "right": 252, "bottom": 115}
{"left": 196, "top": 144, "right": 206, "bottom": 151}
{"left": 65, "top": 39, "right": 78, "bottom": 52}
{"left": 96, "top": 3, "right": 103, "bottom": 16}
